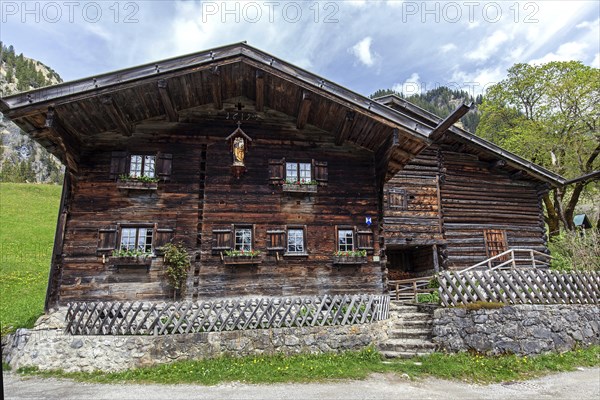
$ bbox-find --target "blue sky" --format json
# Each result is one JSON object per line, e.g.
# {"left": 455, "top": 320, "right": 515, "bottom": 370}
{"left": 1, "top": 1, "right": 599, "bottom": 97}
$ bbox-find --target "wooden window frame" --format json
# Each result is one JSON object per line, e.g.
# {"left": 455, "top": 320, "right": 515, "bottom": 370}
{"left": 285, "top": 161, "right": 312, "bottom": 183}
{"left": 118, "top": 225, "right": 155, "bottom": 253}
{"left": 266, "top": 229, "right": 286, "bottom": 252}
{"left": 129, "top": 154, "right": 156, "bottom": 178}
{"left": 336, "top": 226, "right": 355, "bottom": 252}
{"left": 234, "top": 225, "right": 253, "bottom": 252}
{"left": 284, "top": 225, "right": 308, "bottom": 256}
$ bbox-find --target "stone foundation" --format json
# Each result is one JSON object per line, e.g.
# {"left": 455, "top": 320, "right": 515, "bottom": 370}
{"left": 2, "top": 313, "right": 390, "bottom": 372}
{"left": 432, "top": 304, "right": 600, "bottom": 355}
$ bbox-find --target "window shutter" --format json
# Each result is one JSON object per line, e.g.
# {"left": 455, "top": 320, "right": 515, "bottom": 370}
{"left": 266, "top": 229, "right": 286, "bottom": 251}
{"left": 97, "top": 227, "right": 118, "bottom": 254}
{"left": 313, "top": 160, "right": 328, "bottom": 185}
{"left": 268, "top": 158, "right": 285, "bottom": 184}
{"left": 154, "top": 228, "right": 174, "bottom": 253}
{"left": 389, "top": 188, "right": 408, "bottom": 209}
{"left": 356, "top": 230, "right": 374, "bottom": 252}
{"left": 109, "top": 151, "right": 128, "bottom": 180}
{"left": 212, "top": 228, "right": 232, "bottom": 252}
{"left": 156, "top": 153, "right": 173, "bottom": 181}
{"left": 484, "top": 229, "right": 508, "bottom": 260}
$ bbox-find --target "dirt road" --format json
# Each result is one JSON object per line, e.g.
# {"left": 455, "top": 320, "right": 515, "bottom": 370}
{"left": 4, "top": 368, "right": 600, "bottom": 400}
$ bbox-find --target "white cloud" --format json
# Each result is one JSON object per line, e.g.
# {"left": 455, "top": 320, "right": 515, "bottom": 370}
{"left": 529, "top": 41, "right": 588, "bottom": 64}
{"left": 592, "top": 53, "right": 600, "bottom": 68}
{"left": 466, "top": 31, "right": 509, "bottom": 61}
{"left": 576, "top": 18, "right": 600, "bottom": 30}
{"left": 450, "top": 67, "right": 504, "bottom": 96}
{"left": 441, "top": 43, "right": 457, "bottom": 53}
{"left": 349, "top": 37, "right": 378, "bottom": 67}
{"left": 392, "top": 72, "right": 422, "bottom": 96}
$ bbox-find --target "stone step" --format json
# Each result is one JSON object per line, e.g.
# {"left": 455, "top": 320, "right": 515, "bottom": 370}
{"left": 378, "top": 338, "right": 437, "bottom": 352}
{"left": 391, "top": 312, "right": 433, "bottom": 322}
{"left": 388, "top": 328, "right": 432, "bottom": 340}
{"left": 391, "top": 319, "right": 433, "bottom": 329}
{"left": 380, "top": 349, "right": 435, "bottom": 359}
{"left": 389, "top": 305, "right": 420, "bottom": 313}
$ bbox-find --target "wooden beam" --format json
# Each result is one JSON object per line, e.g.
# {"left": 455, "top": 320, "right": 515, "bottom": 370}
{"left": 211, "top": 66, "right": 223, "bottom": 110}
{"left": 255, "top": 70, "right": 264, "bottom": 112}
{"left": 296, "top": 91, "right": 312, "bottom": 130}
{"left": 101, "top": 96, "right": 132, "bottom": 136}
{"left": 334, "top": 111, "right": 355, "bottom": 145}
{"left": 157, "top": 79, "right": 178, "bottom": 122}
{"left": 45, "top": 107, "right": 80, "bottom": 173}
{"left": 429, "top": 103, "right": 472, "bottom": 142}
{"left": 489, "top": 159, "right": 507, "bottom": 169}
{"left": 510, "top": 170, "right": 528, "bottom": 180}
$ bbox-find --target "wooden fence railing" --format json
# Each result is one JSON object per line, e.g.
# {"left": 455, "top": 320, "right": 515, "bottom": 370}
{"left": 388, "top": 277, "right": 434, "bottom": 301}
{"left": 438, "top": 270, "right": 600, "bottom": 306}
{"left": 65, "top": 294, "right": 390, "bottom": 335}
{"left": 459, "top": 248, "right": 552, "bottom": 273}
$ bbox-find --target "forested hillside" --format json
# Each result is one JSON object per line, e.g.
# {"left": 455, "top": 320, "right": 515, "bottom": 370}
{"left": 371, "top": 87, "right": 482, "bottom": 133}
{"left": 0, "top": 42, "right": 64, "bottom": 183}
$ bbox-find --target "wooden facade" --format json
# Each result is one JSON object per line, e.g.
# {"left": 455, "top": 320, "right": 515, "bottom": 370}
{"left": 1, "top": 44, "right": 565, "bottom": 307}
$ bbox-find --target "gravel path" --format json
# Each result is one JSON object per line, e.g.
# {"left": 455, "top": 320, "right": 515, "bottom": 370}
{"left": 3, "top": 368, "right": 600, "bottom": 400}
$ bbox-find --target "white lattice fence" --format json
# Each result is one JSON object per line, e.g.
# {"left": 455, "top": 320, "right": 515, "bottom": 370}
{"left": 438, "top": 270, "right": 600, "bottom": 306}
{"left": 65, "top": 294, "right": 390, "bottom": 335}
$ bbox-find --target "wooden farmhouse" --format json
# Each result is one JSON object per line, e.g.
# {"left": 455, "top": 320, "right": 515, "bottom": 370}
{"left": 0, "top": 43, "right": 566, "bottom": 308}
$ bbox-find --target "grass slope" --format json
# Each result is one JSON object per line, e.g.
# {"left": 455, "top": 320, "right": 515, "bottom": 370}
{"left": 18, "top": 346, "right": 600, "bottom": 385}
{"left": 0, "top": 183, "right": 61, "bottom": 334}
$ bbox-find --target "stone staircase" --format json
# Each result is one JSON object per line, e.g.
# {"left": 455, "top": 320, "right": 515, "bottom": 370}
{"left": 378, "top": 301, "right": 437, "bottom": 358}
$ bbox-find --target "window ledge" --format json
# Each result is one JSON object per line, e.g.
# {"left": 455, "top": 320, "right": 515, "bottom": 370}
{"left": 332, "top": 256, "right": 367, "bottom": 265}
{"left": 222, "top": 256, "right": 262, "bottom": 265}
{"left": 283, "top": 253, "right": 309, "bottom": 257}
{"left": 108, "top": 256, "right": 154, "bottom": 267}
{"left": 116, "top": 180, "right": 158, "bottom": 190}
{"left": 282, "top": 184, "right": 317, "bottom": 194}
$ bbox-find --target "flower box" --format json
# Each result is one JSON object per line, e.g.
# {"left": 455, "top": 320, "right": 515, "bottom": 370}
{"left": 282, "top": 183, "right": 317, "bottom": 194}
{"left": 116, "top": 180, "right": 158, "bottom": 190}
{"left": 332, "top": 256, "right": 367, "bottom": 265}
{"left": 223, "top": 256, "right": 262, "bottom": 265}
{"left": 108, "top": 256, "right": 153, "bottom": 268}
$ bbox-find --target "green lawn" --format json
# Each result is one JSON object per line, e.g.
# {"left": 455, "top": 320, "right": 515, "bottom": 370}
{"left": 0, "top": 183, "right": 61, "bottom": 335}
{"left": 17, "top": 346, "right": 600, "bottom": 385}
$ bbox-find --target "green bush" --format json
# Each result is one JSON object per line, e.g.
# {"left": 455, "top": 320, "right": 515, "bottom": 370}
{"left": 163, "top": 243, "right": 190, "bottom": 299}
{"left": 549, "top": 229, "right": 600, "bottom": 271}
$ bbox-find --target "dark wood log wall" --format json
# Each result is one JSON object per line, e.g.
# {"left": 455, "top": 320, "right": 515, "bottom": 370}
{"left": 439, "top": 145, "right": 546, "bottom": 269}
{"left": 382, "top": 148, "right": 443, "bottom": 246}
{"left": 54, "top": 128, "right": 381, "bottom": 303}
{"left": 383, "top": 144, "right": 547, "bottom": 271}
{"left": 195, "top": 138, "right": 382, "bottom": 299}
{"left": 57, "top": 144, "right": 200, "bottom": 303}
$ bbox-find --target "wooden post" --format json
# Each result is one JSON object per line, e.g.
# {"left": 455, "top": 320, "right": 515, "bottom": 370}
{"left": 432, "top": 244, "right": 440, "bottom": 273}
{"left": 511, "top": 250, "right": 516, "bottom": 269}
{"left": 531, "top": 250, "right": 536, "bottom": 269}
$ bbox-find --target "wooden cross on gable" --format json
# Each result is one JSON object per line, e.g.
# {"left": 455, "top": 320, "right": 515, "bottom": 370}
{"left": 225, "top": 121, "right": 253, "bottom": 178}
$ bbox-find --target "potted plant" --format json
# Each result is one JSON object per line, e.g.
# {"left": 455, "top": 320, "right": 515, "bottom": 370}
{"left": 332, "top": 249, "right": 367, "bottom": 265}
{"left": 222, "top": 249, "right": 262, "bottom": 265}
{"left": 282, "top": 179, "right": 318, "bottom": 193}
{"left": 117, "top": 174, "right": 160, "bottom": 190}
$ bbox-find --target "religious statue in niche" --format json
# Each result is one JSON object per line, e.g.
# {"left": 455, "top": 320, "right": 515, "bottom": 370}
{"left": 226, "top": 121, "right": 253, "bottom": 178}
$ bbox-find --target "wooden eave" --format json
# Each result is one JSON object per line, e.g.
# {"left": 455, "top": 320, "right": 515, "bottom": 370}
{"left": 1, "top": 43, "right": 438, "bottom": 182}
{"left": 374, "top": 94, "right": 567, "bottom": 187}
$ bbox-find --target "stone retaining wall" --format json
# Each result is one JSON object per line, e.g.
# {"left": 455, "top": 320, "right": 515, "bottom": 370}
{"left": 432, "top": 304, "right": 599, "bottom": 355}
{"left": 2, "top": 318, "right": 390, "bottom": 372}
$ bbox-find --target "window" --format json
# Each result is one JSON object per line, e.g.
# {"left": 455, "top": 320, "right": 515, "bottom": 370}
{"left": 129, "top": 155, "right": 156, "bottom": 178}
{"left": 338, "top": 229, "right": 354, "bottom": 252}
{"left": 389, "top": 188, "right": 408, "bottom": 209}
{"left": 287, "top": 228, "right": 305, "bottom": 254}
{"left": 286, "top": 162, "right": 312, "bottom": 183}
{"left": 234, "top": 228, "right": 252, "bottom": 251}
{"left": 120, "top": 227, "right": 153, "bottom": 252}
